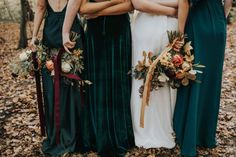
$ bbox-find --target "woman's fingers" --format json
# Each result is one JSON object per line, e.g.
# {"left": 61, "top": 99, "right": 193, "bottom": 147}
{"left": 63, "top": 32, "right": 76, "bottom": 53}
{"left": 64, "top": 41, "right": 75, "bottom": 48}
{"left": 63, "top": 41, "right": 76, "bottom": 53}
{"left": 85, "top": 14, "right": 98, "bottom": 19}
{"left": 64, "top": 45, "right": 71, "bottom": 53}
{"left": 29, "top": 37, "right": 37, "bottom": 50}
{"left": 29, "top": 40, "right": 37, "bottom": 52}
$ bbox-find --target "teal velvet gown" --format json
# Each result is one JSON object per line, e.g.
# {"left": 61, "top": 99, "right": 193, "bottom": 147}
{"left": 41, "top": 2, "right": 85, "bottom": 156}
{"left": 173, "top": 0, "right": 227, "bottom": 156}
{"left": 83, "top": 14, "right": 135, "bottom": 157}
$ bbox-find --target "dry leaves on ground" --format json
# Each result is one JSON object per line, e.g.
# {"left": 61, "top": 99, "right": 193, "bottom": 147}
{"left": 0, "top": 22, "right": 235, "bottom": 157}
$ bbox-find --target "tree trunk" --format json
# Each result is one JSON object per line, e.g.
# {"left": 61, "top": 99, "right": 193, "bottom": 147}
{"left": 18, "top": 0, "right": 27, "bottom": 49}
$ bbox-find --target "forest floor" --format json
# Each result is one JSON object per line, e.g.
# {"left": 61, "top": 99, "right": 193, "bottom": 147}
{"left": 0, "top": 21, "right": 235, "bottom": 157}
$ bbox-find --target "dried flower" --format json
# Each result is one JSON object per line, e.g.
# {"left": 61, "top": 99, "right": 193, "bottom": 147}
{"left": 10, "top": 32, "right": 91, "bottom": 88}
{"left": 182, "top": 61, "right": 191, "bottom": 71}
{"left": 184, "top": 54, "right": 194, "bottom": 62}
{"left": 73, "top": 49, "right": 82, "bottom": 57}
{"left": 184, "top": 41, "right": 193, "bottom": 55}
{"left": 133, "top": 31, "right": 204, "bottom": 98}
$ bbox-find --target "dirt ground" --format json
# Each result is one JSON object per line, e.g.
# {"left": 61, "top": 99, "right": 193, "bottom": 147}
{"left": 0, "top": 21, "right": 235, "bottom": 157}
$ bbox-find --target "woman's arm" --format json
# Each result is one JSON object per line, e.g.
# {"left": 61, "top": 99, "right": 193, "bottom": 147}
{"left": 131, "top": 0, "right": 177, "bottom": 16}
{"left": 92, "top": 0, "right": 133, "bottom": 16}
{"left": 154, "top": 0, "right": 178, "bottom": 8}
{"left": 30, "top": 0, "right": 46, "bottom": 46}
{"left": 178, "top": 0, "right": 189, "bottom": 33}
{"left": 80, "top": 0, "right": 122, "bottom": 15}
{"left": 224, "top": 0, "right": 233, "bottom": 18}
{"left": 63, "top": 0, "right": 83, "bottom": 52}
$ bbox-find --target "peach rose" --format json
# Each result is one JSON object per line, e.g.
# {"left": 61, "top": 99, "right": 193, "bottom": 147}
{"left": 176, "top": 70, "right": 185, "bottom": 79}
{"left": 46, "top": 60, "right": 54, "bottom": 71}
{"left": 172, "top": 54, "right": 184, "bottom": 67}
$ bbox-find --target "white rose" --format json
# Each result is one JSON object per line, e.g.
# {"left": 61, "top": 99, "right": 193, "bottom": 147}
{"left": 61, "top": 62, "right": 72, "bottom": 73}
{"left": 19, "top": 52, "right": 29, "bottom": 61}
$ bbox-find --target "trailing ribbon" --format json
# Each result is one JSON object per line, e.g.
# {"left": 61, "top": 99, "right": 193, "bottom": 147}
{"left": 53, "top": 48, "right": 84, "bottom": 144}
{"left": 53, "top": 48, "right": 63, "bottom": 144}
{"left": 32, "top": 50, "right": 46, "bottom": 136}
{"left": 62, "top": 73, "right": 84, "bottom": 107}
{"left": 140, "top": 38, "right": 179, "bottom": 128}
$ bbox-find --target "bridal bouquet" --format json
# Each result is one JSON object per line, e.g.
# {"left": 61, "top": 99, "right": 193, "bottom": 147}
{"left": 10, "top": 32, "right": 92, "bottom": 87}
{"left": 133, "top": 31, "right": 205, "bottom": 127}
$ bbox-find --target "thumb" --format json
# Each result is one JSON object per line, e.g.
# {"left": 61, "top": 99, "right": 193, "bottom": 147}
{"left": 64, "top": 45, "right": 72, "bottom": 54}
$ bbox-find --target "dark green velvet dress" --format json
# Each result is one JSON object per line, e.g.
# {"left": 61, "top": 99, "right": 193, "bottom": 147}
{"left": 173, "top": 0, "right": 227, "bottom": 156}
{"left": 83, "top": 14, "right": 135, "bottom": 157}
{"left": 41, "top": 2, "right": 84, "bottom": 156}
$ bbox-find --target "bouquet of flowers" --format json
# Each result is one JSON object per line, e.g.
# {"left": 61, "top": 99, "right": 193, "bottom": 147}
{"left": 133, "top": 31, "right": 205, "bottom": 127}
{"left": 10, "top": 32, "right": 91, "bottom": 87}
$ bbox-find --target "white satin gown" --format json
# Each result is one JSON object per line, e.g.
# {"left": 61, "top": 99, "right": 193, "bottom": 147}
{"left": 131, "top": 9, "right": 178, "bottom": 148}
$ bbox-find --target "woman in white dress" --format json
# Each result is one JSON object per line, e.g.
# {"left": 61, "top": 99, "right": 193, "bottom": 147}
{"left": 131, "top": 0, "right": 178, "bottom": 148}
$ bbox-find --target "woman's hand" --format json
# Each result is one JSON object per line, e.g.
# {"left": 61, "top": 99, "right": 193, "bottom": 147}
{"left": 84, "top": 13, "right": 99, "bottom": 19}
{"left": 224, "top": 0, "right": 233, "bottom": 18}
{"left": 63, "top": 32, "right": 76, "bottom": 53}
{"left": 29, "top": 37, "right": 38, "bottom": 51}
{"left": 169, "top": 8, "right": 178, "bottom": 18}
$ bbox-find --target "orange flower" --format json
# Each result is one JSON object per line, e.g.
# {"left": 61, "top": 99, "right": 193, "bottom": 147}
{"left": 176, "top": 70, "right": 185, "bottom": 79}
{"left": 172, "top": 54, "right": 184, "bottom": 67}
{"left": 46, "top": 60, "right": 54, "bottom": 71}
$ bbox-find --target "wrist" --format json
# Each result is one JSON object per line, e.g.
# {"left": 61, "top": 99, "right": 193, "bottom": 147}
{"left": 63, "top": 31, "right": 70, "bottom": 36}
{"left": 32, "top": 36, "right": 37, "bottom": 40}
{"left": 169, "top": 8, "right": 177, "bottom": 16}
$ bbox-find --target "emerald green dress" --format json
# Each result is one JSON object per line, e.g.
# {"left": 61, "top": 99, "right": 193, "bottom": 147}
{"left": 41, "top": 2, "right": 85, "bottom": 155}
{"left": 173, "top": 0, "right": 227, "bottom": 156}
{"left": 83, "top": 14, "right": 135, "bottom": 157}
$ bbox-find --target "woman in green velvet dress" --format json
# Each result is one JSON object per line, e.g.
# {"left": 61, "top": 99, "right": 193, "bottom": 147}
{"left": 63, "top": 0, "right": 134, "bottom": 156}
{"left": 175, "top": 0, "right": 232, "bottom": 156}
{"left": 30, "top": 0, "right": 84, "bottom": 155}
